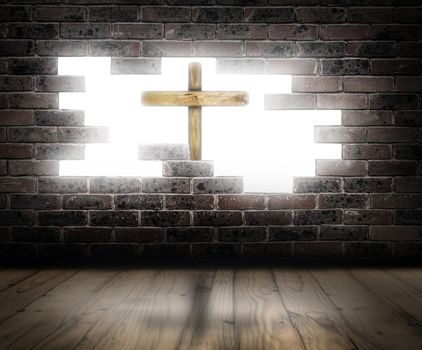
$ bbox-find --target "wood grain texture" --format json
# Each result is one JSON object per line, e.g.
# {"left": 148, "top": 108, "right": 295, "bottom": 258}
{"left": 142, "top": 91, "right": 248, "bottom": 106}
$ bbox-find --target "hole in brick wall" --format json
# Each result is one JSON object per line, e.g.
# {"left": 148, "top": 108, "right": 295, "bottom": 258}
{"left": 58, "top": 57, "right": 341, "bottom": 192}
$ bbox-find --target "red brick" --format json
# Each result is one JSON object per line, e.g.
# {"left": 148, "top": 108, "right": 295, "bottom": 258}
{"left": 218, "top": 195, "right": 265, "bottom": 210}
{"left": 0, "top": 144, "right": 33, "bottom": 158}
{"left": 0, "top": 177, "right": 36, "bottom": 193}
{"left": 0, "top": 111, "right": 33, "bottom": 125}
{"left": 344, "top": 209, "right": 393, "bottom": 225}
{"left": 268, "top": 194, "right": 316, "bottom": 209}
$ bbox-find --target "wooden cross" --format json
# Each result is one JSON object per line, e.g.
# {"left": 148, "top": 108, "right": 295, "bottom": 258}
{"left": 141, "top": 62, "right": 248, "bottom": 161}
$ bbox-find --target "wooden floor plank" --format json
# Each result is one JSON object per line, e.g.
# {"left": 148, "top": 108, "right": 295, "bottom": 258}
{"left": 0, "top": 268, "right": 40, "bottom": 292}
{"left": 312, "top": 268, "right": 422, "bottom": 350}
{"left": 273, "top": 268, "right": 364, "bottom": 350}
{"left": 234, "top": 269, "right": 304, "bottom": 350}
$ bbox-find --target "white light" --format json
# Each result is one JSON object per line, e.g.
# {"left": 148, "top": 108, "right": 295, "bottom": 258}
{"left": 58, "top": 57, "right": 341, "bottom": 192}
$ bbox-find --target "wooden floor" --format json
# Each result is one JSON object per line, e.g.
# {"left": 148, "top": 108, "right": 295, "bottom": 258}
{"left": 1, "top": 264, "right": 422, "bottom": 349}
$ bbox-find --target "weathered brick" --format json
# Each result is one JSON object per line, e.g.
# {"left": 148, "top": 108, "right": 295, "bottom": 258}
{"left": 269, "top": 24, "right": 317, "bottom": 40}
{"left": 0, "top": 210, "right": 33, "bottom": 225}
{"left": 142, "top": 177, "right": 190, "bottom": 194}
{"left": 141, "top": 210, "right": 190, "bottom": 226}
{"left": 165, "top": 195, "right": 214, "bottom": 210}
{"left": 9, "top": 127, "right": 57, "bottom": 143}
{"left": 35, "top": 144, "right": 85, "bottom": 160}
{"left": 142, "top": 6, "right": 190, "bottom": 22}
{"left": 35, "top": 110, "right": 84, "bottom": 126}
{"left": 242, "top": 242, "right": 292, "bottom": 258}
{"left": 35, "top": 6, "right": 87, "bottom": 21}
{"left": 292, "top": 76, "right": 341, "bottom": 93}
{"left": 58, "top": 127, "right": 108, "bottom": 143}
{"left": 138, "top": 143, "right": 188, "bottom": 160}
{"left": 0, "top": 177, "right": 35, "bottom": 193}
{"left": 115, "top": 227, "right": 164, "bottom": 243}
{"left": 268, "top": 194, "right": 316, "bottom": 209}
{"left": 113, "top": 24, "right": 162, "bottom": 39}
{"left": 12, "top": 227, "right": 60, "bottom": 243}
{"left": 0, "top": 41, "right": 33, "bottom": 56}
{"left": 317, "top": 160, "right": 367, "bottom": 176}
{"left": 8, "top": 24, "right": 59, "bottom": 39}
{"left": 348, "top": 41, "right": 396, "bottom": 57}
{"left": 111, "top": 58, "right": 161, "bottom": 74}
{"left": 144, "top": 41, "right": 192, "bottom": 57}
{"left": 0, "top": 111, "right": 33, "bottom": 126}
{"left": 6, "top": 58, "right": 56, "bottom": 75}
{"left": 344, "top": 209, "right": 393, "bottom": 225}
{"left": 371, "top": 194, "right": 421, "bottom": 209}
{"left": 0, "top": 76, "right": 33, "bottom": 91}
{"left": 90, "top": 210, "right": 138, "bottom": 226}
{"left": 319, "top": 194, "right": 368, "bottom": 209}
{"left": 345, "top": 242, "right": 392, "bottom": 257}
{"left": 371, "top": 59, "right": 421, "bottom": 75}
{"left": 38, "top": 177, "right": 88, "bottom": 193}
{"left": 38, "top": 210, "right": 87, "bottom": 226}
{"left": 217, "top": 24, "right": 266, "bottom": 40}
{"left": 8, "top": 93, "right": 58, "bottom": 109}
{"left": 89, "top": 40, "right": 140, "bottom": 57}
{"left": 165, "top": 24, "right": 215, "bottom": 40}
{"left": 269, "top": 226, "right": 316, "bottom": 241}
{"left": 193, "top": 177, "right": 243, "bottom": 194}
{"left": 115, "top": 194, "right": 163, "bottom": 210}
{"left": 163, "top": 161, "right": 213, "bottom": 177}
{"left": 344, "top": 177, "right": 392, "bottom": 193}
{"left": 0, "top": 6, "right": 32, "bottom": 21}
{"left": 371, "top": 25, "right": 419, "bottom": 41}
{"left": 293, "top": 177, "right": 341, "bottom": 193}
{"left": 194, "top": 211, "right": 242, "bottom": 226}
{"left": 89, "top": 177, "right": 141, "bottom": 193}
{"left": 193, "top": 41, "right": 241, "bottom": 56}
{"left": 370, "top": 94, "right": 419, "bottom": 110}
{"left": 193, "top": 7, "right": 243, "bottom": 22}
{"left": 347, "top": 7, "right": 395, "bottom": 23}
{"left": 368, "top": 160, "right": 417, "bottom": 176}
{"left": 61, "top": 23, "right": 111, "bottom": 39}
{"left": 89, "top": 6, "right": 138, "bottom": 21}
{"left": 63, "top": 227, "right": 112, "bottom": 243}
{"left": 218, "top": 195, "right": 265, "bottom": 210}
{"left": 394, "top": 177, "right": 422, "bottom": 193}
{"left": 245, "top": 41, "right": 296, "bottom": 57}
{"left": 344, "top": 77, "right": 394, "bottom": 92}
{"left": 36, "top": 76, "right": 85, "bottom": 92}
{"left": 63, "top": 194, "right": 113, "bottom": 209}
{"left": 244, "top": 211, "right": 292, "bottom": 225}
{"left": 267, "top": 59, "right": 317, "bottom": 74}
{"left": 315, "top": 126, "right": 366, "bottom": 143}
{"left": 342, "top": 111, "right": 392, "bottom": 126}
{"left": 10, "top": 194, "right": 60, "bottom": 209}
{"left": 218, "top": 227, "right": 266, "bottom": 242}
{"left": 294, "top": 242, "right": 343, "bottom": 257}
{"left": 395, "top": 111, "right": 422, "bottom": 127}
{"left": 216, "top": 59, "right": 265, "bottom": 74}
{"left": 321, "top": 59, "right": 369, "bottom": 75}
{"left": 319, "top": 24, "right": 369, "bottom": 40}
{"left": 192, "top": 243, "right": 241, "bottom": 258}
{"left": 0, "top": 144, "right": 33, "bottom": 159}
{"left": 343, "top": 144, "right": 392, "bottom": 160}
{"left": 370, "top": 226, "right": 420, "bottom": 241}
{"left": 167, "top": 227, "right": 214, "bottom": 242}
{"left": 265, "top": 93, "right": 315, "bottom": 109}
{"left": 298, "top": 42, "right": 346, "bottom": 58}
{"left": 320, "top": 225, "right": 368, "bottom": 241}
{"left": 296, "top": 7, "right": 345, "bottom": 23}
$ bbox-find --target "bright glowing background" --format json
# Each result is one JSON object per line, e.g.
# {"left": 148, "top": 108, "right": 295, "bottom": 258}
{"left": 59, "top": 57, "right": 341, "bottom": 192}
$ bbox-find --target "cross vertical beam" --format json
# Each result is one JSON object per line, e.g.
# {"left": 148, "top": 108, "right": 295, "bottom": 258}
{"left": 189, "top": 63, "right": 202, "bottom": 161}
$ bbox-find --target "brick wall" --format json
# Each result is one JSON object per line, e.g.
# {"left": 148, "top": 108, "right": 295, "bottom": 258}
{"left": 0, "top": 1, "right": 421, "bottom": 260}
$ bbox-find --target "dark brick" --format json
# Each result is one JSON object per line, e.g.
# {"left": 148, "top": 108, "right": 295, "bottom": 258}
{"left": 115, "top": 227, "right": 164, "bottom": 243}
{"left": 90, "top": 177, "right": 141, "bottom": 193}
{"left": 267, "top": 59, "right": 317, "bottom": 75}
{"left": 89, "top": 40, "right": 140, "bottom": 57}
{"left": 268, "top": 194, "right": 316, "bottom": 209}
{"left": 218, "top": 195, "right": 265, "bottom": 210}
{"left": 342, "top": 111, "right": 392, "bottom": 126}
{"left": 218, "top": 227, "right": 266, "bottom": 242}
{"left": 63, "top": 194, "right": 113, "bottom": 209}
{"left": 38, "top": 210, "right": 87, "bottom": 226}
{"left": 292, "top": 76, "right": 341, "bottom": 93}
{"left": 394, "top": 177, "right": 422, "bottom": 193}
{"left": 0, "top": 41, "right": 33, "bottom": 56}
{"left": 344, "top": 177, "right": 392, "bottom": 193}
{"left": 0, "top": 144, "right": 33, "bottom": 159}
{"left": 298, "top": 42, "right": 346, "bottom": 58}
{"left": 395, "top": 210, "right": 422, "bottom": 225}
{"left": 293, "top": 177, "right": 341, "bottom": 193}
{"left": 194, "top": 211, "right": 242, "bottom": 226}
{"left": 372, "top": 59, "right": 421, "bottom": 75}
{"left": 63, "top": 227, "right": 112, "bottom": 243}
{"left": 36, "top": 76, "right": 85, "bottom": 92}
{"left": 265, "top": 93, "right": 315, "bottom": 109}
{"left": 113, "top": 24, "right": 163, "bottom": 39}
{"left": 163, "top": 161, "right": 213, "bottom": 177}
{"left": 343, "top": 77, "right": 394, "bottom": 92}
{"left": 111, "top": 58, "right": 161, "bottom": 74}
{"left": 0, "top": 177, "right": 35, "bottom": 193}
{"left": 242, "top": 242, "right": 292, "bottom": 258}
{"left": 0, "top": 111, "right": 33, "bottom": 126}
{"left": 369, "top": 94, "right": 419, "bottom": 110}
{"left": 396, "top": 243, "right": 422, "bottom": 257}
{"left": 0, "top": 210, "right": 33, "bottom": 225}
{"left": 0, "top": 161, "right": 5, "bottom": 176}
{"left": 9, "top": 127, "right": 57, "bottom": 143}
{"left": 0, "top": 194, "right": 7, "bottom": 209}
{"left": 142, "top": 243, "right": 190, "bottom": 257}
{"left": 347, "top": 7, "right": 395, "bottom": 23}
{"left": 90, "top": 244, "right": 138, "bottom": 259}
{"left": 395, "top": 144, "right": 422, "bottom": 160}
{"left": 193, "top": 41, "right": 241, "bottom": 56}
{"left": 269, "top": 226, "right": 317, "bottom": 241}
{"left": 319, "top": 24, "right": 369, "bottom": 40}
{"left": 8, "top": 93, "right": 58, "bottom": 109}
{"left": 192, "top": 7, "right": 243, "bottom": 22}
{"left": 115, "top": 195, "right": 163, "bottom": 210}
{"left": 319, "top": 194, "right": 368, "bottom": 209}
{"left": 245, "top": 42, "right": 296, "bottom": 57}
{"left": 371, "top": 194, "right": 421, "bottom": 209}
{"left": 166, "top": 24, "right": 213, "bottom": 41}
{"left": 35, "top": 6, "right": 87, "bottom": 21}
{"left": 192, "top": 243, "right": 241, "bottom": 258}
{"left": 294, "top": 242, "right": 343, "bottom": 257}
{"left": 396, "top": 78, "right": 422, "bottom": 93}
{"left": 245, "top": 211, "right": 292, "bottom": 226}
{"left": 294, "top": 209, "right": 342, "bottom": 225}
{"left": 217, "top": 24, "right": 266, "bottom": 40}
{"left": 8, "top": 24, "right": 59, "bottom": 39}
{"left": 269, "top": 24, "right": 317, "bottom": 40}
{"left": 0, "top": 243, "right": 37, "bottom": 259}
{"left": 142, "top": 177, "right": 190, "bottom": 194}
{"left": 371, "top": 25, "right": 419, "bottom": 41}
{"left": 39, "top": 177, "right": 87, "bottom": 193}
{"left": 90, "top": 210, "right": 138, "bottom": 226}
{"left": 399, "top": 42, "right": 422, "bottom": 57}
{"left": 315, "top": 126, "right": 366, "bottom": 143}
{"left": 368, "top": 128, "right": 418, "bottom": 143}
{"left": 216, "top": 59, "right": 265, "bottom": 74}
{"left": 12, "top": 227, "right": 60, "bottom": 243}
{"left": 167, "top": 227, "right": 214, "bottom": 242}
{"left": 0, "top": 76, "right": 33, "bottom": 91}
{"left": 8, "top": 57, "right": 57, "bottom": 76}
{"left": 395, "top": 111, "right": 422, "bottom": 127}
{"left": 89, "top": 6, "right": 138, "bottom": 21}
{"left": 245, "top": 7, "right": 294, "bottom": 23}
{"left": 345, "top": 242, "right": 392, "bottom": 257}
{"left": 0, "top": 6, "right": 32, "bottom": 21}
{"left": 344, "top": 209, "right": 393, "bottom": 225}
{"left": 316, "top": 160, "right": 367, "bottom": 176}
{"left": 165, "top": 195, "right": 214, "bottom": 210}
{"left": 144, "top": 41, "right": 192, "bottom": 57}
{"left": 38, "top": 243, "right": 87, "bottom": 259}
{"left": 35, "top": 110, "right": 84, "bottom": 126}
{"left": 343, "top": 144, "right": 392, "bottom": 160}
{"left": 61, "top": 23, "right": 111, "bottom": 39}
{"left": 368, "top": 161, "right": 417, "bottom": 176}
{"left": 142, "top": 6, "right": 190, "bottom": 22}
{"left": 35, "top": 144, "right": 85, "bottom": 160}
{"left": 141, "top": 210, "right": 190, "bottom": 226}
{"left": 321, "top": 59, "right": 369, "bottom": 75}
{"left": 193, "top": 177, "right": 243, "bottom": 194}
{"left": 320, "top": 226, "right": 368, "bottom": 241}
{"left": 10, "top": 194, "right": 60, "bottom": 209}
{"left": 348, "top": 41, "right": 396, "bottom": 57}
{"left": 297, "top": 7, "right": 345, "bottom": 23}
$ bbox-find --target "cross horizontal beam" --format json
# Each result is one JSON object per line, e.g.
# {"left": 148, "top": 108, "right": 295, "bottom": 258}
{"left": 141, "top": 91, "right": 248, "bottom": 107}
